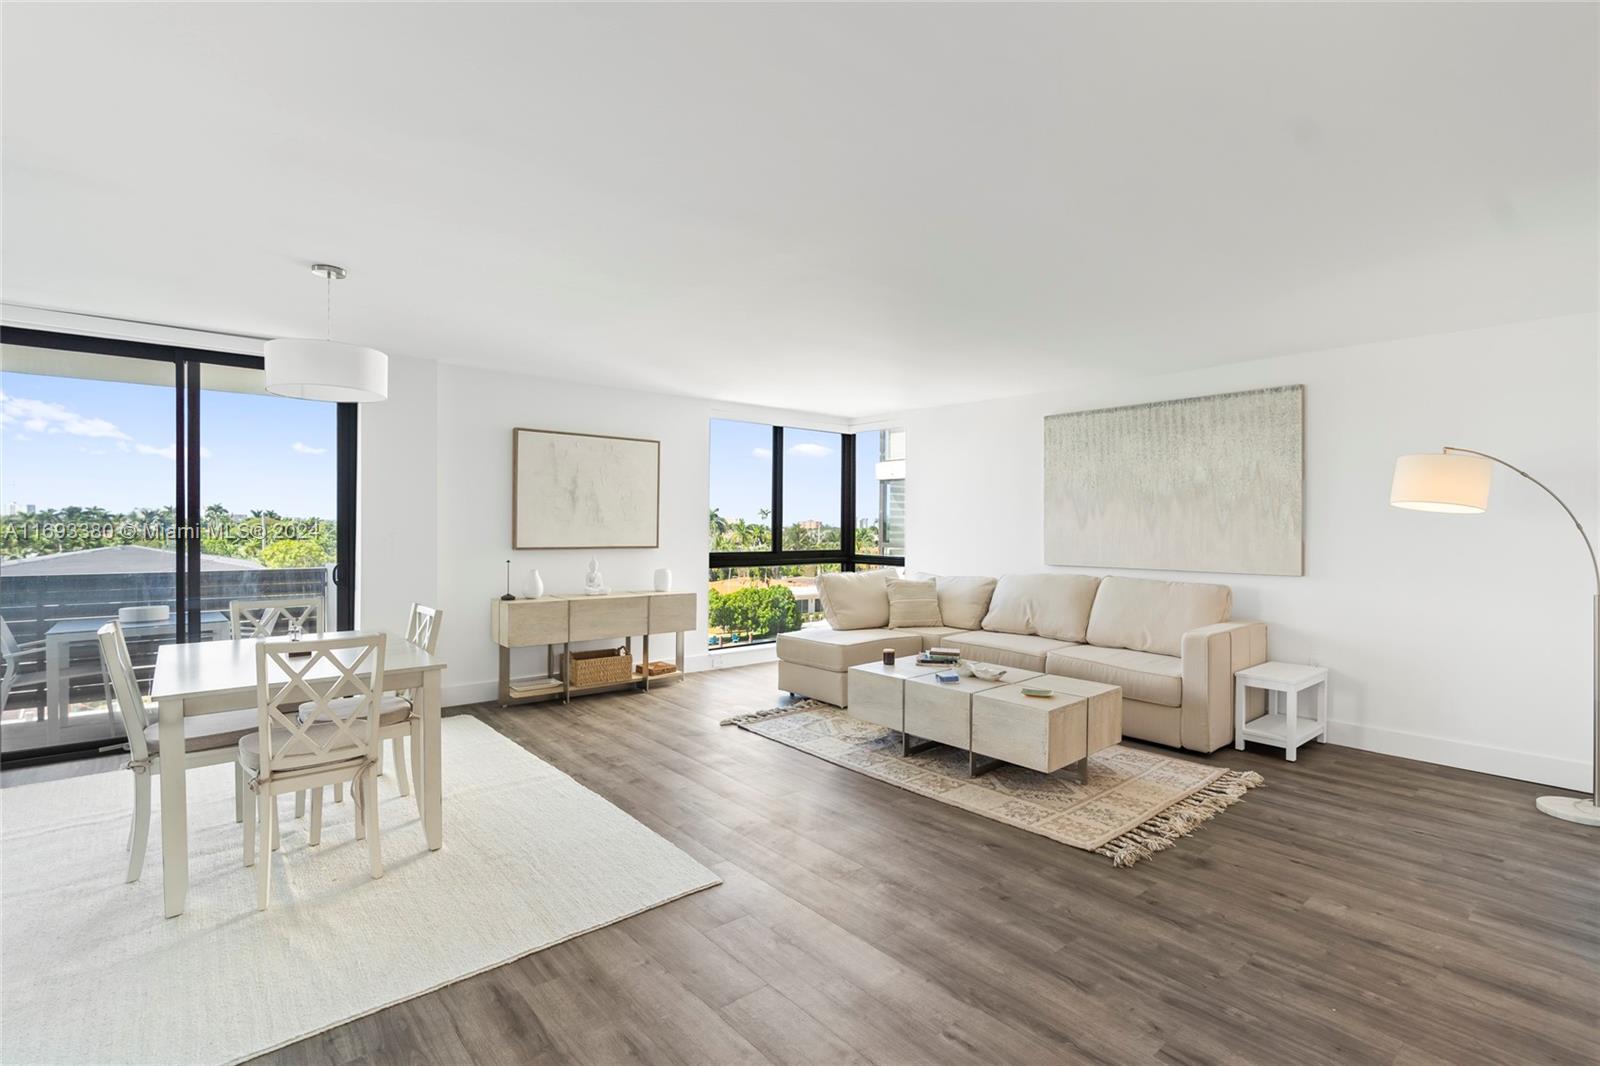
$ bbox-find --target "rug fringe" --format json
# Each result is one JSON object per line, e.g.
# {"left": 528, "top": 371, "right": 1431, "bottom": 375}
{"left": 719, "top": 701, "right": 827, "bottom": 727}
{"left": 1094, "top": 769, "right": 1265, "bottom": 867}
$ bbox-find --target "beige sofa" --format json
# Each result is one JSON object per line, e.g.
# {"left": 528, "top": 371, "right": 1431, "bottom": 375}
{"left": 775, "top": 571, "right": 1267, "bottom": 753}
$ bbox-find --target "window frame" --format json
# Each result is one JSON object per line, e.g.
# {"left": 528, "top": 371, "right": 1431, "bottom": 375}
{"left": 708, "top": 423, "right": 904, "bottom": 576}
{"left": 0, "top": 327, "right": 358, "bottom": 764}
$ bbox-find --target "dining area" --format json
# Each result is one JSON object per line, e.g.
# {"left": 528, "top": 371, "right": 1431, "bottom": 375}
{"left": 98, "top": 595, "right": 449, "bottom": 916}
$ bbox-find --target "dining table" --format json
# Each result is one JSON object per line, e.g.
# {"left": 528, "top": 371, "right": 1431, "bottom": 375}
{"left": 149, "top": 630, "right": 448, "bottom": 918}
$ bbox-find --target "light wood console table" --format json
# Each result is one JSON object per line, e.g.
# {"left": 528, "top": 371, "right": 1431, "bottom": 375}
{"left": 491, "top": 591, "right": 695, "bottom": 705}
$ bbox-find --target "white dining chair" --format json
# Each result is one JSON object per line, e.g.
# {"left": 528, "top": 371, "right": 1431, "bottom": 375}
{"left": 295, "top": 604, "right": 442, "bottom": 823}
{"left": 240, "top": 632, "right": 386, "bottom": 909}
{"left": 228, "top": 595, "right": 325, "bottom": 640}
{"left": 96, "top": 620, "right": 254, "bottom": 883}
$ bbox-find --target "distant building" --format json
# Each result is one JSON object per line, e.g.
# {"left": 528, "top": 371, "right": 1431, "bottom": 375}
{"left": 0, "top": 545, "right": 264, "bottom": 576}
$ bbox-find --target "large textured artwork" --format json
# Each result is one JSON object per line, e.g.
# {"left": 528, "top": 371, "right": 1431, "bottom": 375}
{"left": 513, "top": 428, "right": 660, "bottom": 549}
{"left": 1043, "top": 386, "right": 1304, "bottom": 576}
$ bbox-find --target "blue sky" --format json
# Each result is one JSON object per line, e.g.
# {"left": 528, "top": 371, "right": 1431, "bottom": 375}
{"left": 1, "top": 372, "right": 337, "bottom": 516}
{"left": 710, "top": 419, "right": 879, "bottom": 527}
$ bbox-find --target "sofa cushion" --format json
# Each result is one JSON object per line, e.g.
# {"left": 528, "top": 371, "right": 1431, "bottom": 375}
{"left": 943, "top": 631, "right": 1076, "bottom": 672}
{"left": 980, "top": 573, "right": 1101, "bottom": 642}
{"left": 1086, "top": 576, "right": 1231, "bottom": 656}
{"left": 1045, "top": 645, "right": 1182, "bottom": 707}
{"left": 896, "top": 626, "right": 968, "bottom": 648}
{"left": 886, "top": 577, "right": 943, "bottom": 628}
{"left": 776, "top": 626, "right": 922, "bottom": 672}
{"left": 817, "top": 570, "right": 891, "bottom": 630}
{"left": 933, "top": 576, "right": 997, "bottom": 630}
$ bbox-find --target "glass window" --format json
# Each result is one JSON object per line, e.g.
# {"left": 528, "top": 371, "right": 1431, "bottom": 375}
{"left": 781, "top": 427, "right": 841, "bottom": 551}
{"left": 1, "top": 345, "right": 178, "bottom": 754}
{"left": 198, "top": 364, "right": 338, "bottom": 633}
{"left": 706, "top": 563, "right": 839, "bottom": 648}
{"left": 708, "top": 419, "right": 773, "bottom": 552}
{"left": 855, "top": 429, "right": 906, "bottom": 557}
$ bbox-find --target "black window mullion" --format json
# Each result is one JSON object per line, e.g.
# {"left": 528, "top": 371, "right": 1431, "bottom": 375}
{"left": 184, "top": 358, "right": 204, "bottom": 641}
{"left": 840, "top": 433, "right": 856, "bottom": 571}
{"left": 770, "top": 425, "right": 783, "bottom": 553}
{"left": 173, "top": 354, "right": 189, "bottom": 643}
{"left": 335, "top": 403, "right": 358, "bottom": 629}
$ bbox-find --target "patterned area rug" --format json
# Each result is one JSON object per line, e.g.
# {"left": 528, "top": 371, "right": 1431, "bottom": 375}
{"left": 723, "top": 702, "right": 1263, "bottom": 867}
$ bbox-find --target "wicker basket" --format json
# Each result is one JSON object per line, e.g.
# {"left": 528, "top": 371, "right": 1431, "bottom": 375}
{"left": 569, "top": 647, "right": 634, "bottom": 687}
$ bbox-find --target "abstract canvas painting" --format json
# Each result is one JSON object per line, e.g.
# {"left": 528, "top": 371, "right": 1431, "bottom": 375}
{"left": 1043, "top": 386, "right": 1304, "bottom": 575}
{"left": 513, "top": 428, "right": 660, "bottom": 549}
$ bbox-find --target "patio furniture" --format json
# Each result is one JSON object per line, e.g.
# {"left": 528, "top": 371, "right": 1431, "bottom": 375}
{"left": 42, "top": 611, "right": 230, "bottom": 736}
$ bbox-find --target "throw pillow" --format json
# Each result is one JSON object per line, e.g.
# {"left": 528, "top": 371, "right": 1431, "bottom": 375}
{"left": 886, "top": 577, "right": 943, "bottom": 628}
{"left": 817, "top": 570, "right": 891, "bottom": 630}
{"left": 933, "top": 575, "right": 998, "bottom": 630}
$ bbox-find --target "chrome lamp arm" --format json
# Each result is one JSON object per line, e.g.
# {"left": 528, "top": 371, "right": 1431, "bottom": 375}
{"left": 1443, "top": 447, "right": 1599, "bottom": 594}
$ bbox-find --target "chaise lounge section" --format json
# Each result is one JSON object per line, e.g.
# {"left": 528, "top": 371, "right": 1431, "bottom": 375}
{"left": 776, "top": 571, "right": 1267, "bottom": 753}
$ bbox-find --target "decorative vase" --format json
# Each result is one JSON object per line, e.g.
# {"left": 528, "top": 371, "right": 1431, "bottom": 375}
{"left": 523, "top": 568, "right": 544, "bottom": 599}
{"left": 653, "top": 567, "right": 672, "bottom": 592}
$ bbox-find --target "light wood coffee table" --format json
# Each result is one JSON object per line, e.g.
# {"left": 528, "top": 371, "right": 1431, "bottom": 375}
{"left": 847, "top": 659, "right": 943, "bottom": 732}
{"left": 971, "top": 675, "right": 1122, "bottom": 783}
{"left": 903, "top": 666, "right": 1041, "bottom": 770}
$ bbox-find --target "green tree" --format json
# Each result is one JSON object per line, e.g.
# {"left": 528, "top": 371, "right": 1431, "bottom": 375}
{"left": 259, "top": 539, "right": 329, "bottom": 568}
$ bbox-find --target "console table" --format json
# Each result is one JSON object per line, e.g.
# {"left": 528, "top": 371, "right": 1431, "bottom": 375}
{"left": 490, "top": 591, "right": 696, "bottom": 705}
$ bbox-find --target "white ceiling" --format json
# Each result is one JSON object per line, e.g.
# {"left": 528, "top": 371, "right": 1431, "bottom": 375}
{"left": 3, "top": 3, "right": 1595, "bottom": 417}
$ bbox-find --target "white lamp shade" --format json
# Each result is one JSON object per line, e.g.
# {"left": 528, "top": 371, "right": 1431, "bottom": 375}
{"left": 1390, "top": 452, "right": 1492, "bottom": 513}
{"left": 263, "top": 338, "right": 388, "bottom": 403}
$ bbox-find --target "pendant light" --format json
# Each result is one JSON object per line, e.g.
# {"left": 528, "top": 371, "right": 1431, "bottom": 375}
{"left": 264, "top": 263, "right": 388, "bottom": 402}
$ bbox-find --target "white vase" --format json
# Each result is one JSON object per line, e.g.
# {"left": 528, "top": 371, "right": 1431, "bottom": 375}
{"left": 653, "top": 567, "right": 672, "bottom": 592}
{"left": 523, "top": 568, "right": 545, "bottom": 599}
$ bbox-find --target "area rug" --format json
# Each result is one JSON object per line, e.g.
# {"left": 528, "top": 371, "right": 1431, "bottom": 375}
{"left": 0, "top": 716, "right": 720, "bottom": 1066}
{"left": 723, "top": 702, "right": 1262, "bottom": 867}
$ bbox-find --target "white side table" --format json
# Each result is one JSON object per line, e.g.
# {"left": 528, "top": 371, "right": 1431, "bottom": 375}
{"left": 1234, "top": 661, "right": 1329, "bottom": 761}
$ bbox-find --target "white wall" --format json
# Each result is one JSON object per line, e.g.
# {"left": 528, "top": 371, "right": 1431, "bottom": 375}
{"left": 360, "top": 358, "right": 848, "bottom": 706}
{"left": 897, "top": 313, "right": 1598, "bottom": 789}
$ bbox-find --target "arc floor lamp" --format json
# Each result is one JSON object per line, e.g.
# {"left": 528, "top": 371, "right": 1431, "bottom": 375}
{"left": 1391, "top": 447, "right": 1598, "bottom": 826}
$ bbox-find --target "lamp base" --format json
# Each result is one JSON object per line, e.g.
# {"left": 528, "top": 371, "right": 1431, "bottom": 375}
{"left": 1535, "top": 796, "right": 1600, "bottom": 826}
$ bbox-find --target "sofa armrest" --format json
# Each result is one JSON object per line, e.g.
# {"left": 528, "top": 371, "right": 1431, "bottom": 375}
{"left": 1179, "top": 621, "right": 1268, "bottom": 752}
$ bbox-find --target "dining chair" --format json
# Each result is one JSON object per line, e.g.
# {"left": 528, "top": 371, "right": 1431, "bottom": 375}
{"left": 240, "top": 632, "right": 386, "bottom": 909}
{"left": 228, "top": 595, "right": 325, "bottom": 640}
{"left": 295, "top": 604, "right": 442, "bottom": 824}
{"left": 96, "top": 620, "right": 254, "bottom": 884}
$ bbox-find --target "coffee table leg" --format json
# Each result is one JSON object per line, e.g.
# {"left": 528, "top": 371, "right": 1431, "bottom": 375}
{"left": 968, "top": 750, "right": 1003, "bottom": 777}
{"left": 902, "top": 732, "right": 938, "bottom": 757}
{"left": 1078, "top": 757, "right": 1089, "bottom": 785}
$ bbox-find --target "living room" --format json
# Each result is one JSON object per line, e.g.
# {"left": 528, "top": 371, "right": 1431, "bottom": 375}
{"left": 2, "top": 4, "right": 1596, "bottom": 1065}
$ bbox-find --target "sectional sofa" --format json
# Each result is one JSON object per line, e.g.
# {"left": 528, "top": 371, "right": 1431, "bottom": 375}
{"left": 775, "top": 572, "right": 1267, "bottom": 753}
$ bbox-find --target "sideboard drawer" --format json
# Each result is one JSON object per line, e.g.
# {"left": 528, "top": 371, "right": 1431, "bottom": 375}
{"left": 496, "top": 598, "right": 569, "bottom": 647}
{"left": 569, "top": 594, "right": 650, "bottom": 641}
{"left": 649, "top": 592, "right": 696, "bottom": 633}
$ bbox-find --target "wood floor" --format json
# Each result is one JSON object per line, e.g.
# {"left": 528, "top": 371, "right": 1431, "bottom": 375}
{"left": 7, "top": 662, "right": 1597, "bottom": 1064}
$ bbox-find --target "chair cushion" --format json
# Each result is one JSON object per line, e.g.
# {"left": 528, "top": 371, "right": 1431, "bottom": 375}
{"left": 297, "top": 693, "right": 413, "bottom": 726}
{"left": 942, "top": 631, "right": 1076, "bottom": 672}
{"left": 886, "top": 577, "right": 942, "bottom": 628}
{"left": 980, "top": 573, "right": 1101, "bottom": 642}
{"left": 144, "top": 708, "right": 260, "bottom": 755}
{"left": 817, "top": 570, "right": 891, "bottom": 630}
{"left": 1045, "top": 645, "right": 1182, "bottom": 708}
{"left": 776, "top": 627, "right": 923, "bottom": 672}
{"left": 933, "top": 576, "right": 997, "bottom": 630}
{"left": 237, "top": 721, "right": 370, "bottom": 771}
{"left": 1086, "top": 576, "right": 1231, "bottom": 656}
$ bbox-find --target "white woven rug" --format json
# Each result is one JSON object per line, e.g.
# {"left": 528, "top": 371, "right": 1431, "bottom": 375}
{"left": 1, "top": 716, "right": 719, "bottom": 1065}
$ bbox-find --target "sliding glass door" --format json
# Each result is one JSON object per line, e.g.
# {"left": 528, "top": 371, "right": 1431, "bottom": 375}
{"left": 0, "top": 330, "right": 355, "bottom": 761}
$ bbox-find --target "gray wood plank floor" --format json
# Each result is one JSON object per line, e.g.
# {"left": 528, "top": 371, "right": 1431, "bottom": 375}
{"left": 6, "top": 662, "right": 1596, "bottom": 1064}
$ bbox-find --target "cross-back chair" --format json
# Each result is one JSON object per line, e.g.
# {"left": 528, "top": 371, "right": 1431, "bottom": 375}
{"left": 228, "top": 596, "right": 325, "bottom": 640}
{"left": 240, "top": 632, "right": 387, "bottom": 909}
{"left": 96, "top": 620, "right": 254, "bottom": 883}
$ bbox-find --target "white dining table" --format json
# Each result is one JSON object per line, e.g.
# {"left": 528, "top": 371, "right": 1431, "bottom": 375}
{"left": 149, "top": 631, "right": 448, "bottom": 918}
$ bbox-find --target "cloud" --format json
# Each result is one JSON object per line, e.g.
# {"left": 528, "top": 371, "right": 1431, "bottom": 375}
{"left": 136, "top": 443, "right": 211, "bottom": 460}
{"left": 0, "top": 390, "right": 131, "bottom": 440}
{"left": 787, "top": 442, "right": 832, "bottom": 458}
{"left": 291, "top": 441, "right": 327, "bottom": 455}
{"left": 751, "top": 446, "right": 772, "bottom": 459}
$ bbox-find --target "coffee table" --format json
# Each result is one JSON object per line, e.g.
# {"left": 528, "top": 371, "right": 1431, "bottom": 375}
{"left": 971, "top": 675, "right": 1122, "bottom": 783}
{"left": 846, "top": 659, "right": 943, "bottom": 732}
{"left": 903, "top": 666, "right": 1041, "bottom": 770}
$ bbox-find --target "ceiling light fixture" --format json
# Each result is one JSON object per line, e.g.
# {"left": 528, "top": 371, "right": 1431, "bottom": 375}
{"left": 264, "top": 263, "right": 388, "bottom": 403}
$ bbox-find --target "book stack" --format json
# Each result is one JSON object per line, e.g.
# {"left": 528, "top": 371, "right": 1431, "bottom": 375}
{"left": 916, "top": 645, "right": 961, "bottom": 666}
